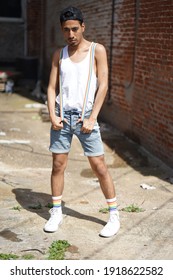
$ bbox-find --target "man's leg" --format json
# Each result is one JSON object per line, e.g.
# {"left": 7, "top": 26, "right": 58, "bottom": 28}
{"left": 88, "top": 155, "right": 120, "bottom": 237}
{"left": 88, "top": 155, "right": 115, "bottom": 198}
{"left": 44, "top": 153, "right": 68, "bottom": 232}
{"left": 51, "top": 153, "right": 68, "bottom": 196}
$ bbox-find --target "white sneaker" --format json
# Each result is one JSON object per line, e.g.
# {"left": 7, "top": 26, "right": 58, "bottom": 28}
{"left": 99, "top": 211, "right": 120, "bottom": 237}
{"left": 44, "top": 208, "right": 63, "bottom": 232}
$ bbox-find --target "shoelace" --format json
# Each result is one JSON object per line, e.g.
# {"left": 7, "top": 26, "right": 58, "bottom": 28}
{"left": 48, "top": 209, "right": 60, "bottom": 222}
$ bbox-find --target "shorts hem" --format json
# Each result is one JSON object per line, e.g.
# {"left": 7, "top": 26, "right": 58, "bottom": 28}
{"left": 84, "top": 151, "right": 104, "bottom": 157}
{"left": 49, "top": 148, "right": 70, "bottom": 154}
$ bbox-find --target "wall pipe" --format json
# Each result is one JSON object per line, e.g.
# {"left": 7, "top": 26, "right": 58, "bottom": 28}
{"left": 108, "top": 0, "right": 115, "bottom": 102}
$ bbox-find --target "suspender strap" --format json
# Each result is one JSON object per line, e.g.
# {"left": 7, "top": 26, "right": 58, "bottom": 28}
{"left": 59, "top": 48, "right": 64, "bottom": 121}
{"left": 81, "top": 42, "right": 96, "bottom": 121}
{"left": 59, "top": 42, "right": 96, "bottom": 121}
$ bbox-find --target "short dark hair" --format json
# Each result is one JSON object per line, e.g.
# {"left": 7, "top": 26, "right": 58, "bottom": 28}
{"left": 60, "top": 6, "right": 84, "bottom": 24}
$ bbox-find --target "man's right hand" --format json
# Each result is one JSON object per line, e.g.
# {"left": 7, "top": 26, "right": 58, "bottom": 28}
{"left": 51, "top": 116, "right": 64, "bottom": 130}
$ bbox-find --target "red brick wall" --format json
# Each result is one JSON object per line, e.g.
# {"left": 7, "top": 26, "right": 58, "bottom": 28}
{"left": 131, "top": 0, "right": 173, "bottom": 166}
{"left": 43, "top": 0, "right": 173, "bottom": 167}
{"left": 100, "top": 0, "right": 136, "bottom": 131}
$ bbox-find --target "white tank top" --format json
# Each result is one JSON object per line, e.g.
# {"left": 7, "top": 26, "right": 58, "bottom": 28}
{"left": 56, "top": 42, "right": 98, "bottom": 112}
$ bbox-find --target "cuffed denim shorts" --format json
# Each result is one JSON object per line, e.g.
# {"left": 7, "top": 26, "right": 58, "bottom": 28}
{"left": 49, "top": 108, "right": 104, "bottom": 157}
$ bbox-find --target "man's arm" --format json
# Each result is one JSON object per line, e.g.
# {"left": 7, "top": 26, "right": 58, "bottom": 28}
{"left": 91, "top": 43, "right": 108, "bottom": 119}
{"left": 81, "top": 43, "right": 108, "bottom": 133}
{"left": 47, "top": 49, "right": 63, "bottom": 129}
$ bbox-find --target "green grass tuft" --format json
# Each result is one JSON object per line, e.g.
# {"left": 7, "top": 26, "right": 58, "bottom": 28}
{"left": 0, "top": 253, "right": 19, "bottom": 260}
{"left": 122, "top": 203, "right": 144, "bottom": 213}
{"left": 48, "top": 240, "right": 70, "bottom": 260}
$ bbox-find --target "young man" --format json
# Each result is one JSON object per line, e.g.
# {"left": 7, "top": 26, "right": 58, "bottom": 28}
{"left": 44, "top": 6, "right": 120, "bottom": 237}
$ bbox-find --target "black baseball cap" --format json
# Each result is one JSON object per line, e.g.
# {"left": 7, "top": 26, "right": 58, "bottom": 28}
{"left": 60, "top": 6, "right": 84, "bottom": 24}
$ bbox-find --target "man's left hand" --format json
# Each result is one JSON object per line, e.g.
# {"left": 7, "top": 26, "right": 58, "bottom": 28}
{"left": 81, "top": 118, "right": 96, "bottom": 133}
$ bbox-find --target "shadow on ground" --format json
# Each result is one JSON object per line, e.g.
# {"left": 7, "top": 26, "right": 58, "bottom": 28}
{"left": 12, "top": 188, "right": 105, "bottom": 226}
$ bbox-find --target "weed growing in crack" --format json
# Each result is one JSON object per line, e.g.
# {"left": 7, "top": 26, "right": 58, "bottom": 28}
{"left": 122, "top": 204, "right": 144, "bottom": 213}
{"left": 48, "top": 240, "right": 70, "bottom": 260}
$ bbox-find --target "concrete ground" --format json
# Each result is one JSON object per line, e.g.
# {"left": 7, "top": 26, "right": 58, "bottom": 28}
{"left": 0, "top": 91, "right": 173, "bottom": 260}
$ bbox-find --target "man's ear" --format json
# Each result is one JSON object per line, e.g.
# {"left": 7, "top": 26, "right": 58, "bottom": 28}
{"left": 81, "top": 23, "right": 85, "bottom": 32}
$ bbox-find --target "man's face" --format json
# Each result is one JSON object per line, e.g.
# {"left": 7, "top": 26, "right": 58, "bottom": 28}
{"left": 61, "top": 20, "right": 85, "bottom": 46}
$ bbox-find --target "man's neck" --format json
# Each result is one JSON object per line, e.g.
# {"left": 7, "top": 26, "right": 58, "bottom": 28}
{"left": 67, "top": 39, "right": 92, "bottom": 63}
{"left": 68, "top": 39, "right": 90, "bottom": 52}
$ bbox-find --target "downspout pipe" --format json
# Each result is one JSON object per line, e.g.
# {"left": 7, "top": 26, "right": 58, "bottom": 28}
{"left": 108, "top": 0, "right": 115, "bottom": 102}
{"left": 38, "top": 0, "right": 45, "bottom": 80}
{"left": 22, "top": 0, "right": 27, "bottom": 56}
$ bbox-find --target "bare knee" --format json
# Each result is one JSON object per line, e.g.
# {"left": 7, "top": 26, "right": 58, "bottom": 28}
{"left": 89, "top": 157, "right": 108, "bottom": 179}
{"left": 52, "top": 154, "right": 67, "bottom": 175}
{"left": 96, "top": 163, "right": 108, "bottom": 179}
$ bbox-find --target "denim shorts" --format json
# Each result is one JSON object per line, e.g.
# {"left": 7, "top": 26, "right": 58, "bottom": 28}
{"left": 49, "top": 109, "right": 104, "bottom": 156}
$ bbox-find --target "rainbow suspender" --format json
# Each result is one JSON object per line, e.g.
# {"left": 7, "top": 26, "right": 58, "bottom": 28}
{"left": 59, "top": 42, "right": 97, "bottom": 121}
{"left": 59, "top": 48, "right": 64, "bottom": 121}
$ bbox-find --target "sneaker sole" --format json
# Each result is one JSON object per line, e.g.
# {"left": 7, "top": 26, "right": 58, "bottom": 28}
{"left": 43, "top": 219, "right": 63, "bottom": 233}
{"left": 99, "top": 225, "right": 120, "bottom": 238}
